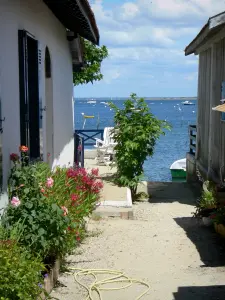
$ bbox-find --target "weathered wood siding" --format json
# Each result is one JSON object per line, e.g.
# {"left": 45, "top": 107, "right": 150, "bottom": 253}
{"left": 197, "top": 37, "right": 225, "bottom": 180}
{"left": 197, "top": 48, "right": 211, "bottom": 171}
{"left": 211, "top": 38, "right": 225, "bottom": 179}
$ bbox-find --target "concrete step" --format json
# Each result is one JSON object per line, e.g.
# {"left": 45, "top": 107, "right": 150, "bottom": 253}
{"left": 92, "top": 206, "right": 133, "bottom": 220}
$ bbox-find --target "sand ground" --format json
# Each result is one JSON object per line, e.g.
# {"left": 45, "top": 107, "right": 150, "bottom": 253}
{"left": 52, "top": 184, "right": 225, "bottom": 300}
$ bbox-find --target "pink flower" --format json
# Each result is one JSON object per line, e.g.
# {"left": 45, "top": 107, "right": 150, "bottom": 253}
{"left": 46, "top": 177, "right": 54, "bottom": 188}
{"left": 61, "top": 206, "right": 68, "bottom": 216}
{"left": 91, "top": 168, "right": 99, "bottom": 177}
{"left": 11, "top": 196, "right": 21, "bottom": 207}
{"left": 41, "top": 188, "right": 45, "bottom": 193}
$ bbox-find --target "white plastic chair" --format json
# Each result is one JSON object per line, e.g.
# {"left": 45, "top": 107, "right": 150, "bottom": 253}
{"left": 94, "top": 127, "right": 117, "bottom": 165}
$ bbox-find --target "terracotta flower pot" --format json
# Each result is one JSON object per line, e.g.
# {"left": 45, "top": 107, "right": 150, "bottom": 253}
{"left": 214, "top": 223, "right": 225, "bottom": 238}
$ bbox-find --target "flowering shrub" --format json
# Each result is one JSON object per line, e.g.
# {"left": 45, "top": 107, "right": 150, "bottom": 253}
{"left": 44, "top": 167, "right": 103, "bottom": 219}
{"left": 3, "top": 147, "right": 76, "bottom": 260}
{"left": 0, "top": 240, "right": 45, "bottom": 300}
{"left": 1, "top": 146, "right": 104, "bottom": 292}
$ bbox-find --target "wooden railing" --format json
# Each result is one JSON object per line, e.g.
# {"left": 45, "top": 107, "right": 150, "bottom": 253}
{"left": 189, "top": 125, "right": 197, "bottom": 155}
{"left": 74, "top": 129, "right": 104, "bottom": 146}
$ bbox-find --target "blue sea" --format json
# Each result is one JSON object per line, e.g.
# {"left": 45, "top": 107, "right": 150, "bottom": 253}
{"left": 74, "top": 98, "right": 197, "bottom": 182}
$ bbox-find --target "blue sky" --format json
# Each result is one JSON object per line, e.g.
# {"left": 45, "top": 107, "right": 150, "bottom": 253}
{"left": 75, "top": 0, "right": 225, "bottom": 98}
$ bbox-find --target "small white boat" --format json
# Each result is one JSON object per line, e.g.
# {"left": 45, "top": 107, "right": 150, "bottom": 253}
{"left": 182, "top": 101, "right": 195, "bottom": 105}
{"left": 87, "top": 100, "right": 96, "bottom": 104}
{"left": 170, "top": 158, "right": 186, "bottom": 179}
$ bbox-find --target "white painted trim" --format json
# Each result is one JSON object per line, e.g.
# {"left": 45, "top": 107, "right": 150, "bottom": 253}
{"left": 126, "top": 187, "right": 132, "bottom": 207}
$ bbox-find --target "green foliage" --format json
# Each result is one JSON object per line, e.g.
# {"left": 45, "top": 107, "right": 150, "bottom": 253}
{"left": 109, "top": 93, "right": 170, "bottom": 198}
{"left": 193, "top": 181, "right": 217, "bottom": 218}
{"left": 73, "top": 39, "right": 108, "bottom": 86}
{"left": 0, "top": 241, "right": 45, "bottom": 300}
{"left": 8, "top": 158, "right": 42, "bottom": 203}
{"left": 0, "top": 148, "right": 104, "bottom": 298}
{"left": 2, "top": 199, "right": 73, "bottom": 260}
{"left": 198, "top": 181, "right": 217, "bottom": 209}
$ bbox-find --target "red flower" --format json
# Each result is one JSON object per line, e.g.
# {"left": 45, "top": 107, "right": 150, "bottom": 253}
{"left": 10, "top": 153, "right": 19, "bottom": 162}
{"left": 71, "top": 194, "right": 79, "bottom": 202}
{"left": 91, "top": 168, "right": 99, "bottom": 177}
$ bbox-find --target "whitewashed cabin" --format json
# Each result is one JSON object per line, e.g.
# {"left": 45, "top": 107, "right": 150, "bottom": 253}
{"left": 0, "top": 0, "right": 99, "bottom": 210}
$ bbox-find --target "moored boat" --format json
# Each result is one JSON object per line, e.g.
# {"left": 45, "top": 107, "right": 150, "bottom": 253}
{"left": 182, "top": 100, "right": 195, "bottom": 105}
{"left": 170, "top": 158, "right": 186, "bottom": 179}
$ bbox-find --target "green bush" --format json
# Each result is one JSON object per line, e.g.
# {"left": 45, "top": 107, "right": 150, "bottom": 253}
{"left": 110, "top": 93, "right": 170, "bottom": 198}
{"left": 0, "top": 240, "right": 45, "bottom": 300}
{"left": 1, "top": 200, "right": 74, "bottom": 260}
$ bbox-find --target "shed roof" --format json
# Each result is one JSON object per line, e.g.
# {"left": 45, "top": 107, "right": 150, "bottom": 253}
{"left": 43, "top": 0, "right": 99, "bottom": 45}
{"left": 185, "top": 11, "right": 225, "bottom": 56}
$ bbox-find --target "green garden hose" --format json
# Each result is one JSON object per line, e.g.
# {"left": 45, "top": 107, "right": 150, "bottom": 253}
{"left": 67, "top": 268, "right": 150, "bottom": 300}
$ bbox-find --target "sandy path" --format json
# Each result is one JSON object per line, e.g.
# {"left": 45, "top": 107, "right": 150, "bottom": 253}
{"left": 52, "top": 197, "right": 225, "bottom": 300}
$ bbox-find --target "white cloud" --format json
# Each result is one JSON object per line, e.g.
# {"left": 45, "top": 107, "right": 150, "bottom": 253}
{"left": 133, "top": 0, "right": 225, "bottom": 21}
{"left": 120, "top": 3, "right": 140, "bottom": 20}
{"left": 103, "top": 68, "right": 121, "bottom": 84}
{"left": 84, "top": 0, "right": 224, "bottom": 96}
{"left": 184, "top": 72, "right": 198, "bottom": 81}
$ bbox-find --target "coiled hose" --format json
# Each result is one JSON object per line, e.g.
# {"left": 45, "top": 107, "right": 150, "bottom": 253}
{"left": 66, "top": 268, "right": 150, "bottom": 300}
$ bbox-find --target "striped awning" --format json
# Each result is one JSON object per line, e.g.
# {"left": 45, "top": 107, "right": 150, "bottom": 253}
{"left": 212, "top": 103, "right": 225, "bottom": 112}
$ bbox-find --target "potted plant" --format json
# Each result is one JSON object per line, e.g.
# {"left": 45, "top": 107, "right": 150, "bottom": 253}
{"left": 210, "top": 207, "right": 225, "bottom": 238}
{"left": 194, "top": 181, "right": 217, "bottom": 226}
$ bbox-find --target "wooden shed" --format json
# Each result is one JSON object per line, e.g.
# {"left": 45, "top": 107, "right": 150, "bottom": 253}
{"left": 185, "top": 11, "right": 225, "bottom": 183}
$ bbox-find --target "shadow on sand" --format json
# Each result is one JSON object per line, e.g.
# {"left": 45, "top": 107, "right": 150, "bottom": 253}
{"left": 147, "top": 182, "right": 201, "bottom": 205}
{"left": 173, "top": 285, "right": 225, "bottom": 300}
{"left": 174, "top": 217, "right": 225, "bottom": 267}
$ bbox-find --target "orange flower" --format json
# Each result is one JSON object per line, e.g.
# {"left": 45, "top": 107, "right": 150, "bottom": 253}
{"left": 19, "top": 145, "right": 29, "bottom": 152}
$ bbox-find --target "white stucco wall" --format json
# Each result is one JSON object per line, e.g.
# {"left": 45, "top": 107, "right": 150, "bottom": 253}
{"left": 0, "top": 0, "right": 74, "bottom": 209}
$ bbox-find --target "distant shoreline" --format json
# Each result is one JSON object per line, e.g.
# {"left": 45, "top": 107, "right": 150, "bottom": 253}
{"left": 76, "top": 97, "right": 197, "bottom": 101}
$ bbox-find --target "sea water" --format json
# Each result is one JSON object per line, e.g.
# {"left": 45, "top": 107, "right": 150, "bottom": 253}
{"left": 74, "top": 99, "right": 197, "bottom": 182}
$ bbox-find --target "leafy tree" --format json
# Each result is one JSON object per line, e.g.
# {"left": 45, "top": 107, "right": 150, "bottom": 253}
{"left": 73, "top": 39, "right": 108, "bottom": 86}
{"left": 110, "top": 94, "right": 170, "bottom": 199}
